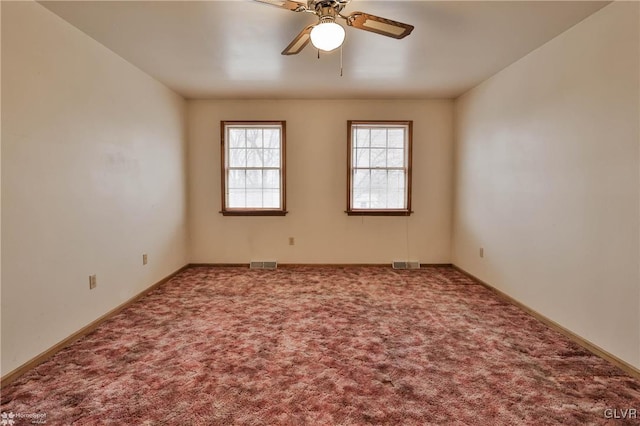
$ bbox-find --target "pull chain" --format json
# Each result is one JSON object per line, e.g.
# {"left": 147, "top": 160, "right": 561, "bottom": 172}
{"left": 316, "top": 47, "right": 344, "bottom": 77}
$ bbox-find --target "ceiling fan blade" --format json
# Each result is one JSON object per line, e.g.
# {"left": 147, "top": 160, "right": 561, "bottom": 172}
{"left": 282, "top": 24, "right": 314, "bottom": 55}
{"left": 345, "top": 11, "right": 414, "bottom": 39}
{"left": 253, "top": 0, "right": 307, "bottom": 12}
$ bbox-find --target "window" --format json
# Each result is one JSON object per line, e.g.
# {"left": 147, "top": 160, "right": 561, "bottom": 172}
{"left": 221, "top": 121, "right": 286, "bottom": 216}
{"left": 347, "top": 121, "right": 413, "bottom": 215}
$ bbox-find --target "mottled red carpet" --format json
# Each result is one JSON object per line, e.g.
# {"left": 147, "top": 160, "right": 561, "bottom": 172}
{"left": 1, "top": 266, "right": 639, "bottom": 425}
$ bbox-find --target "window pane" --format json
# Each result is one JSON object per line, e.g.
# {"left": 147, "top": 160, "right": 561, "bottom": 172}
{"left": 355, "top": 148, "right": 369, "bottom": 167}
{"left": 370, "top": 148, "right": 386, "bottom": 167}
{"left": 387, "top": 191, "right": 404, "bottom": 209}
{"left": 388, "top": 170, "right": 405, "bottom": 192}
{"left": 353, "top": 191, "right": 370, "bottom": 209}
{"left": 371, "top": 169, "right": 387, "bottom": 210}
{"left": 246, "top": 128, "right": 262, "bottom": 148}
{"left": 353, "top": 169, "right": 371, "bottom": 190}
{"left": 370, "top": 169, "right": 387, "bottom": 209}
{"left": 247, "top": 148, "right": 263, "bottom": 167}
{"left": 228, "top": 189, "right": 246, "bottom": 208}
{"left": 370, "top": 193, "right": 387, "bottom": 209}
{"left": 246, "top": 170, "right": 262, "bottom": 189}
{"left": 353, "top": 169, "right": 371, "bottom": 209}
{"left": 263, "top": 189, "right": 280, "bottom": 208}
{"left": 229, "top": 128, "right": 246, "bottom": 148}
{"left": 371, "top": 129, "right": 386, "bottom": 147}
{"left": 387, "top": 148, "right": 404, "bottom": 168}
{"left": 388, "top": 128, "right": 404, "bottom": 148}
{"left": 228, "top": 170, "right": 245, "bottom": 189}
{"left": 263, "top": 129, "right": 280, "bottom": 148}
{"left": 263, "top": 148, "right": 280, "bottom": 168}
{"left": 228, "top": 148, "right": 246, "bottom": 167}
{"left": 388, "top": 170, "right": 406, "bottom": 208}
{"left": 263, "top": 170, "right": 280, "bottom": 189}
{"left": 246, "top": 189, "right": 263, "bottom": 207}
{"left": 355, "top": 128, "right": 370, "bottom": 148}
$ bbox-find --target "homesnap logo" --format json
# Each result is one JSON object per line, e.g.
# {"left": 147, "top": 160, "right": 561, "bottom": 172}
{"left": 604, "top": 408, "right": 638, "bottom": 419}
{"left": 1, "top": 412, "right": 47, "bottom": 425}
{"left": 0, "top": 412, "right": 15, "bottom": 426}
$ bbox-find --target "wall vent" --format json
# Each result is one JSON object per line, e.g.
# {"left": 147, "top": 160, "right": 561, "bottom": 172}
{"left": 392, "top": 261, "right": 421, "bottom": 270}
{"left": 250, "top": 261, "right": 278, "bottom": 270}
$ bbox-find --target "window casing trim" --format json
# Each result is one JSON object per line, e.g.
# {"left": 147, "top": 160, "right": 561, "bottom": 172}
{"left": 346, "top": 120, "right": 413, "bottom": 216}
{"left": 220, "top": 121, "right": 287, "bottom": 216}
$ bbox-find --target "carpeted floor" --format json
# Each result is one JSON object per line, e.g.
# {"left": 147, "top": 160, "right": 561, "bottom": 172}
{"left": 1, "top": 266, "right": 639, "bottom": 425}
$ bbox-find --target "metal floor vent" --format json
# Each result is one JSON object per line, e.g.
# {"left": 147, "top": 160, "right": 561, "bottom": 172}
{"left": 250, "top": 261, "right": 278, "bottom": 270}
{"left": 392, "top": 261, "right": 421, "bottom": 270}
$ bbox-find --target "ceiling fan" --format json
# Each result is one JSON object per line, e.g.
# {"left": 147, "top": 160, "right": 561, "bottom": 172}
{"left": 254, "top": 0, "right": 414, "bottom": 55}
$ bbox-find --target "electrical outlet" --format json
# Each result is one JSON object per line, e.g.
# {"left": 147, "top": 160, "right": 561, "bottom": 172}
{"left": 143, "top": 254, "right": 148, "bottom": 265}
{"left": 89, "top": 274, "right": 97, "bottom": 290}
{"left": 289, "top": 237, "right": 295, "bottom": 246}
{"left": 479, "top": 248, "right": 484, "bottom": 258}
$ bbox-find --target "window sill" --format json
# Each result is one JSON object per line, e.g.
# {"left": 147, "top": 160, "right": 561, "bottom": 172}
{"left": 345, "top": 210, "right": 413, "bottom": 216}
{"left": 220, "top": 210, "right": 288, "bottom": 216}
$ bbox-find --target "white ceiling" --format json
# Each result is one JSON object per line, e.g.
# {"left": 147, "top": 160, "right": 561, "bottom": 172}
{"left": 39, "top": 0, "right": 609, "bottom": 99}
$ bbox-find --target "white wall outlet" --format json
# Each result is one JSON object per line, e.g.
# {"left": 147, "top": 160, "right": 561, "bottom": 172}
{"left": 89, "top": 274, "right": 97, "bottom": 290}
{"left": 143, "top": 254, "right": 148, "bottom": 265}
{"left": 479, "top": 247, "right": 484, "bottom": 258}
{"left": 289, "top": 237, "right": 295, "bottom": 246}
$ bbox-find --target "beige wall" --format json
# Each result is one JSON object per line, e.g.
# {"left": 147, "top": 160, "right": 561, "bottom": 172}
{"left": 188, "top": 99, "right": 453, "bottom": 264}
{"left": 452, "top": 2, "right": 640, "bottom": 368}
{"left": 1, "top": 2, "right": 189, "bottom": 375}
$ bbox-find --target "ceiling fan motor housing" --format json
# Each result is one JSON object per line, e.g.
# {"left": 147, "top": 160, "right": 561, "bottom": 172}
{"left": 313, "top": 0, "right": 346, "bottom": 16}
{"left": 318, "top": 15, "right": 336, "bottom": 24}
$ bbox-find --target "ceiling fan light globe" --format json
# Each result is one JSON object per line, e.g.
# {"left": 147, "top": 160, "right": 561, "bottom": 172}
{"left": 310, "top": 22, "right": 345, "bottom": 52}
